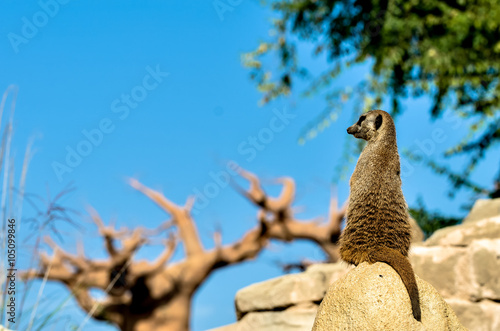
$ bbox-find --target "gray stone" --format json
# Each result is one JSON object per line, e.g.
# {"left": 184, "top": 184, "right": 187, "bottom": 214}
{"left": 209, "top": 303, "right": 317, "bottom": 331}
{"left": 312, "top": 262, "right": 466, "bottom": 331}
{"left": 211, "top": 196, "right": 500, "bottom": 331}
{"left": 235, "top": 263, "right": 350, "bottom": 319}
{"left": 425, "top": 216, "right": 500, "bottom": 246}
{"left": 411, "top": 239, "right": 500, "bottom": 302}
{"left": 464, "top": 198, "right": 500, "bottom": 223}
{"left": 446, "top": 298, "right": 500, "bottom": 331}
{"left": 410, "top": 245, "right": 469, "bottom": 299}
{"left": 304, "top": 262, "right": 352, "bottom": 285}
{"left": 469, "top": 239, "right": 500, "bottom": 301}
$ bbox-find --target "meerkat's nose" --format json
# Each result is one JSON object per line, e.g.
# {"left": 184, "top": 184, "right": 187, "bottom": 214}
{"left": 347, "top": 126, "right": 355, "bottom": 135}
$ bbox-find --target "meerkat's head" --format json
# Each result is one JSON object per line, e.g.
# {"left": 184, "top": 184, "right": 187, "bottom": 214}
{"left": 347, "top": 110, "right": 392, "bottom": 142}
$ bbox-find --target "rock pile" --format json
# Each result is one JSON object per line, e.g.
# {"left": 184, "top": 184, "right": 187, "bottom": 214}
{"left": 210, "top": 198, "right": 500, "bottom": 331}
{"left": 411, "top": 216, "right": 500, "bottom": 330}
{"left": 212, "top": 264, "right": 351, "bottom": 331}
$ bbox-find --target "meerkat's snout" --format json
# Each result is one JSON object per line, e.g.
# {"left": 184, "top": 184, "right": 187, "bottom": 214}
{"left": 347, "top": 125, "right": 356, "bottom": 135}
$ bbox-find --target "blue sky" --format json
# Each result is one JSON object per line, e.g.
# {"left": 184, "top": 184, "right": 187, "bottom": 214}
{"left": 1, "top": 1, "right": 499, "bottom": 330}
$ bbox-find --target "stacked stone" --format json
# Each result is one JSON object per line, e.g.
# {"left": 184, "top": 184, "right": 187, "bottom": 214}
{"left": 211, "top": 198, "right": 500, "bottom": 331}
{"left": 411, "top": 199, "right": 500, "bottom": 331}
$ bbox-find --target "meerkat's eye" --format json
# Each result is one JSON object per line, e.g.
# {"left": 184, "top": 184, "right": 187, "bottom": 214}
{"left": 357, "top": 115, "right": 366, "bottom": 125}
{"left": 375, "top": 114, "right": 383, "bottom": 130}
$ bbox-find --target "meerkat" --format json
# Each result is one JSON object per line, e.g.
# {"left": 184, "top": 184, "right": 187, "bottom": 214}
{"left": 339, "top": 109, "right": 421, "bottom": 321}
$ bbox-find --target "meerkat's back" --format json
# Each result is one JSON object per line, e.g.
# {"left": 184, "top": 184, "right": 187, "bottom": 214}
{"left": 339, "top": 110, "right": 421, "bottom": 321}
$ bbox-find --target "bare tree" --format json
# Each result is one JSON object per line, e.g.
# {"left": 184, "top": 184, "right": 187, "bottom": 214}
{"left": 23, "top": 165, "right": 346, "bottom": 331}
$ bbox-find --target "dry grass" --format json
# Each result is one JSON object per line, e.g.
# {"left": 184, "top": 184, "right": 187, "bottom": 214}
{"left": 0, "top": 86, "right": 81, "bottom": 331}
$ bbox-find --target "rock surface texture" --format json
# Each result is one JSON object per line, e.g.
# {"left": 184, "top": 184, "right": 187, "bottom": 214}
{"left": 312, "top": 263, "right": 466, "bottom": 331}
{"left": 208, "top": 264, "right": 352, "bottom": 331}
{"left": 411, "top": 214, "right": 500, "bottom": 331}
{"left": 463, "top": 198, "right": 500, "bottom": 223}
{"left": 210, "top": 199, "right": 500, "bottom": 331}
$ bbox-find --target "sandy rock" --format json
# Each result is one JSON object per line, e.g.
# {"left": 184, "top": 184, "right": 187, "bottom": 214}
{"left": 446, "top": 298, "right": 500, "bottom": 331}
{"left": 410, "top": 245, "right": 469, "bottom": 298}
{"left": 235, "top": 263, "right": 350, "bottom": 319}
{"left": 425, "top": 217, "right": 500, "bottom": 246}
{"left": 410, "top": 217, "right": 425, "bottom": 243}
{"left": 469, "top": 239, "right": 500, "bottom": 301}
{"left": 312, "top": 262, "right": 466, "bottom": 331}
{"left": 211, "top": 303, "right": 317, "bottom": 331}
{"left": 305, "top": 262, "right": 352, "bottom": 286}
{"left": 208, "top": 324, "right": 237, "bottom": 331}
{"left": 464, "top": 198, "right": 500, "bottom": 223}
{"left": 411, "top": 239, "right": 500, "bottom": 302}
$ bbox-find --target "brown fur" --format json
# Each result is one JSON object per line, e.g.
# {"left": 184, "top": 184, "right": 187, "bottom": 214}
{"left": 339, "top": 110, "right": 421, "bottom": 321}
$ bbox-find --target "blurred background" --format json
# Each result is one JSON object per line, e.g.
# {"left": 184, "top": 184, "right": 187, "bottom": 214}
{"left": 1, "top": 1, "right": 499, "bottom": 330}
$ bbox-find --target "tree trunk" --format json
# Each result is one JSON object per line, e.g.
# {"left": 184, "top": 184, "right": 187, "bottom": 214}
{"left": 25, "top": 169, "right": 346, "bottom": 331}
{"left": 121, "top": 294, "right": 192, "bottom": 331}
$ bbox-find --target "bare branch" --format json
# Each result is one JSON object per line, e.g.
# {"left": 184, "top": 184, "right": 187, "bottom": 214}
{"left": 234, "top": 166, "right": 266, "bottom": 205}
{"left": 25, "top": 164, "right": 347, "bottom": 331}
{"left": 44, "top": 236, "right": 88, "bottom": 270}
{"left": 88, "top": 206, "right": 119, "bottom": 257}
{"left": 132, "top": 234, "right": 177, "bottom": 277}
{"left": 71, "top": 285, "right": 125, "bottom": 325}
{"left": 233, "top": 165, "right": 295, "bottom": 213}
{"left": 129, "top": 178, "right": 204, "bottom": 257}
{"left": 231, "top": 166, "right": 346, "bottom": 262}
{"left": 142, "top": 219, "right": 174, "bottom": 236}
{"left": 327, "top": 188, "right": 347, "bottom": 235}
{"left": 213, "top": 230, "right": 222, "bottom": 249}
{"left": 216, "top": 225, "right": 268, "bottom": 267}
{"left": 277, "top": 259, "right": 315, "bottom": 273}
{"left": 268, "top": 177, "right": 295, "bottom": 211}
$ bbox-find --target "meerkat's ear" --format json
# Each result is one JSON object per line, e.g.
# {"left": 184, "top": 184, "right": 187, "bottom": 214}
{"left": 375, "top": 114, "right": 383, "bottom": 130}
